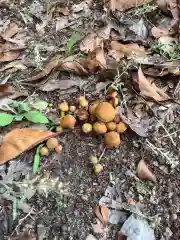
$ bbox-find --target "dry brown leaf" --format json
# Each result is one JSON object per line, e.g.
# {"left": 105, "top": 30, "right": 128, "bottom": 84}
{"left": 80, "top": 33, "right": 103, "bottom": 53}
{"left": 133, "top": 67, "right": 170, "bottom": 101}
{"left": 0, "top": 84, "right": 15, "bottom": 98}
{"left": 158, "top": 35, "right": 177, "bottom": 44}
{"left": 0, "top": 60, "right": 26, "bottom": 72}
{"left": 0, "top": 128, "right": 56, "bottom": 164}
{"left": 151, "top": 26, "right": 170, "bottom": 38}
{"left": 110, "top": 41, "right": 146, "bottom": 57}
{"left": 56, "top": 17, "right": 69, "bottom": 31}
{"left": 95, "top": 47, "right": 107, "bottom": 69}
{"left": 1, "top": 23, "right": 20, "bottom": 40}
{"left": 106, "top": 0, "right": 150, "bottom": 11}
{"left": 59, "top": 56, "right": 88, "bottom": 75}
{"left": 9, "top": 90, "right": 28, "bottom": 99}
{"left": 157, "top": 0, "right": 180, "bottom": 20}
{"left": 108, "top": 49, "right": 124, "bottom": 61}
{"left": 91, "top": 218, "right": 105, "bottom": 234}
{"left": 0, "top": 50, "right": 20, "bottom": 62}
{"left": 56, "top": 6, "right": 70, "bottom": 16}
{"left": 94, "top": 205, "right": 109, "bottom": 225}
{"left": 40, "top": 79, "right": 81, "bottom": 91}
{"left": 27, "top": 57, "right": 60, "bottom": 82}
{"left": 137, "top": 159, "right": 156, "bottom": 182}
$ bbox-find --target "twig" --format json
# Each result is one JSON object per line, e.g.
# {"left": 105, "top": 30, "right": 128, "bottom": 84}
{"left": 98, "top": 147, "right": 106, "bottom": 163}
{"left": 157, "top": 129, "right": 180, "bottom": 140}
{"left": 11, "top": 208, "right": 34, "bottom": 236}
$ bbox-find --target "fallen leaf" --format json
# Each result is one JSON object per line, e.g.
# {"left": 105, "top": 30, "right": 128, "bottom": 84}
{"left": 151, "top": 26, "right": 170, "bottom": 38}
{"left": 59, "top": 55, "right": 88, "bottom": 75}
{"left": 108, "top": 49, "right": 124, "bottom": 61}
{"left": 133, "top": 67, "right": 170, "bottom": 101}
{"left": 1, "top": 23, "right": 20, "bottom": 40}
{"left": 86, "top": 234, "right": 97, "bottom": 240}
{"left": 157, "top": 0, "right": 180, "bottom": 20}
{"left": 110, "top": 41, "right": 147, "bottom": 57}
{"left": 137, "top": 159, "right": 156, "bottom": 182}
{"left": 56, "top": 17, "right": 69, "bottom": 31}
{"left": 40, "top": 79, "right": 81, "bottom": 91}
{"left": 27, "top": 57, "right": 60, "bottom": 82}
{"left": 0, "top": 128, "right": 56, "bottom": 164}
{"left": 0, "top": 50, "right": 20, "bottom": 62}
{"left": 9, "top": 90, "right": 28, "bottom": 99}
{"left": 95, "top": 47, "right": 107, "bottom": 69}
{"left": 91, "top": 218, "right": 105, "bottom": 234}
{"left": 129, "top": 18, "right": 148, "bottom": 40}
{"left": 0, "top": 84, "right": 14, "bottom": 98}
{"left": 80, "top": 33, "right": 102, "bottom": 53}
{"left": 106, "top": 0, "right": 150, "bottom": 11}
{"left": 56, "top": 6, "right": 70, "bottom": 16}
{"left": 94, "top": 205, "right": 109, "bottom": 225}
{"left": 158, "top": 35, "right": 177, "bottom": 45}
{"left": 0, "top": 60, "right": 27, "bottom": 72}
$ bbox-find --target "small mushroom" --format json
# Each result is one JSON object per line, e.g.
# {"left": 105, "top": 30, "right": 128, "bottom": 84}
{"left": 76, "top": 109, "right": 89, "bottom": 122}
{"left": 111, "top": 91, "right": 118, "bottom": 98}
{"left": 93, "top": 122, "right": 107, "bottom": 134}
{"left": 46, "top": 138, "right": 59, "bottom": 149}
{"left": 56, "top": 126, "right": 63, "bottom": 133}
{"left": 116, "top": 122, "right": 127, "bottom": 133}
{"left": 60, "top": 115, "right": 76, "bottom": 129}
{"left": 55, "top": 145, "right": 62, "bottom": 153}
{"left": 82, "top": 123, "right": 93, "bottom": 133}
{"left": 40, "top": 146, "right": 49, "bottom": 156}
{"left": 96, "top": 102, "right": 115, "bottom": 122}
{"left": 89, "top": 101, "right": 99, "bottom": 115}
{"left": 90, "top": 156, "right": 98, "bottom": 165}
{"left": 106, "top": 122, "right": 116, "bottom": 131}
{"left": 94, "top": 163, "right": 103, "bottom": 174}
{"left": 104, "top": 131, "right": 120, "bottom": 147}
{"left": 58, "top": 102, "right": 69, "bottom": 112}
{"left": 79, "top": 96, "right": 89, "bottom": 108}
{"left": 69, "top": 105, "right": 76, "bottom": 112}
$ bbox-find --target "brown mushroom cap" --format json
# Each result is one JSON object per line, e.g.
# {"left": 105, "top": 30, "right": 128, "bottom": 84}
{"left": 104, "top": 131, "right": 120, "bottom": 147}
{"left": 93, "top": 122, "right": 107, "bottom": 134}
{"left": 46, "top": 138, "right": 58, "bottom": 149}
{"left": 106, "top": 122, "right": 116, "bottom": 131}
{"left": 95, "top": 102, "right": 115, "bottom": 122}
{"left": 60, "top": 115, "right": 76, "bottom": 129}
{"left": 116, "top": 122, "right": 127, "bottom": 133}
{"left": 89, "top": 101, "right": 99, "bottom": 115}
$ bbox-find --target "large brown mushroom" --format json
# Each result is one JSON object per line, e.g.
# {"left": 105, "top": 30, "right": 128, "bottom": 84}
{"left": 93, "top": 122, "right": 107, "bottom": 134}
{"left": 60, "top": 115, "right": 76, "bottom": 129}
{"left": 95, "top": 102, "right": 115, "bottom": 122}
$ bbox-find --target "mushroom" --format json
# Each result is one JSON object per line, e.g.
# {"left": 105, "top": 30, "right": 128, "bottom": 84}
{"left": 60, "top": 115, "right": 76, "bottom": 129}
{"left": 95, "top": 102, "right": 115, "bottom": 122}
{"left": 89, "top": 101, "right": 99, "bottom": 115}
{"left": 94, "top": 163, "right": 103, "bottom": 174}
{"left": 106, "top": 122, "right": 116, "bottom": 131}
{"left": 46, "top": 138, "right": 59, "bottom": 149}
{"left": 58, "top": 102, "right": 69, "bottom": 112}
{"left": 116, "top": 122, "right": 127, "bottom": 133}
{"left": 82, "top": 123, "right": 93, "bottom": 133}
{"left": 56, "top": 126, "right": 63, "bottom": 133}
{"left": 104, "top": 131, "right": 120, "bottom": 147}
{"left": 93, "top": 122, "right": 107, "bottom": 134}
{"left": 79, "top": 96, "right": 88, "bottom": 108}
{"left": 55, "top": 145, "right": 63, "bottom": 153}
{"left": 40, "top": 146, "right": 49, "bottom": 156}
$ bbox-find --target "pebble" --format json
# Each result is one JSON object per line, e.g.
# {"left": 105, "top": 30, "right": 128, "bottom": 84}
{"left": 139, "top": 195, "right": 143, "bottom": 202}
{"left": 171, "top": 213, "right": 177, "bottom": 220}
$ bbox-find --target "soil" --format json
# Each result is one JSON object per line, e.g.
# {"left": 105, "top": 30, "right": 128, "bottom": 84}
{"left": 0, "top": 0, "right": 180, "bottom": 240}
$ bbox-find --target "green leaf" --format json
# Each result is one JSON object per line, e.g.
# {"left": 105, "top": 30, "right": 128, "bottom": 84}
{"left": 32, "top": 100, "right": 48, "bottom": 110}
{"left": 33, "top": 144, "right": 43, "bottom": 173}
{"left": 13, "top": 115, "right": 24, "bottom": 121}
{"left": 13, "top": 197, "right": 17, "bottom": 220}
{"left": 24, "top": 111, "right": 49, "bottom": 124}
{"left": 18, "top": 102, "right": 30, "bottom": 112}
{"left": 0, "top": 113, "right": 14, "bottom": 126}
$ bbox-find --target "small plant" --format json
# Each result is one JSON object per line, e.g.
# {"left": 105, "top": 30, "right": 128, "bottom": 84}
{"left": 132, "top": 3, "right": 158, "bottom": 16}
{"left": 151, "top": 43, "right": 180, "bottom": 61}
{"left": 0, "top": 99, "right": 49, "bottom": 127}
{"left": 67, "top": 32, "right": 79, "bottom": 55}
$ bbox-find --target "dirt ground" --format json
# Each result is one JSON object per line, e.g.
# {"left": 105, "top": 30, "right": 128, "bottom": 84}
{"left": 0, "top": 0, "right": 180, "bottom": 239}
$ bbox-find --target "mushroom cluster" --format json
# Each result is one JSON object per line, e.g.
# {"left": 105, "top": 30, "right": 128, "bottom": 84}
{"left": 56, "top": 91, "right": 127, "bottom": 148}
{"left": 40, "top": 138, "right": 62, "bottom": 156}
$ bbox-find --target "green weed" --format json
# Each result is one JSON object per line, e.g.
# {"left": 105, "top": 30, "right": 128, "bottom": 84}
{"left": 151, "top": 43, "right": 180, "bottom": 61}
{"left": 67, "top": 33, "right": 79, "bottom": 55}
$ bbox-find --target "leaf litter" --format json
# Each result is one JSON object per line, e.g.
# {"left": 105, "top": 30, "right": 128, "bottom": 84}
{"left": 0, "top": 0, "right": 180, "bottom": 239}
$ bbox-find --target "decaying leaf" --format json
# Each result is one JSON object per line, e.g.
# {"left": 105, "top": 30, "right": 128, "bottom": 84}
{"left": 86, "top": 234, "right": 97, "bottom": 240}
{"left": 91, "top": 218, "right": 105, "bottom": 234}
{"left": 157, "top": 0, "right": 180, "bottom": 20}
{"left": 59, "top": 55, "right": 88, "bottom": 75}
{"left": 1, "top": 23, "right": 20, "bottom": 40}
{"left": 0, "top": 60, "right": 27, "bottom": 72}
{"left": 94, "top": 205, "right": 109, "bottom": 225}
{"left": 151, "top": 26, "right": 170, "bottom": 38}
{"left": 133, "top": 67, "right": 170, "bottom": 101}
{"left": 27, "top": 57, "right": 60, "bottom": 82}
{"left": 80, "top": 33, "right": 102, "bottom": 53}
{"left": 56, "top": 6, "right": 70, "bottom": 16}
{"left": 0, "top": 84, "right": 14, "bottom": 98}
{"left": 137, "top": 159, "right": 156, "bottom": 182}
{"left": 0, "top": 128, "right": 56, "bottom": 164}
{"left": 40, "top": 79, "right": 82, "bottom": 91}
{"left": 56, "top": 17, "right": 69, "bottom": 31}
{"left": 105, "top": 0, "right": 150, "bottom": 11}
{"left": 110, "top": 41, "right": 147, "bottom": 58}
{"left": 95, "top": 47, "right": 107, "bottom": 69}
{"left": 0, "top": 50, "right": 20, "bottom": 62}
